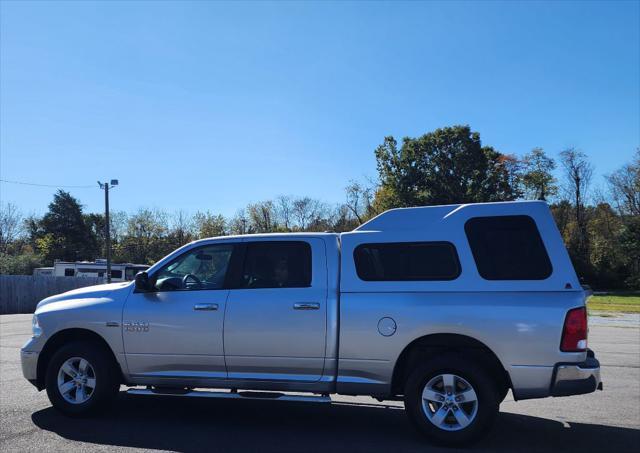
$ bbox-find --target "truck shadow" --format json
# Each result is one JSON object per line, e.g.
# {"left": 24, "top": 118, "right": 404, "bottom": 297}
{"left": 31, "top": 392, "right": 640, "bottom": 452}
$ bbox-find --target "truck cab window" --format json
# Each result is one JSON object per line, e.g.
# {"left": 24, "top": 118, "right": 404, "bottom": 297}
{"left": 153, "top": 244, "right": 234, "bottom": 291}
{"left": 241, "top": 241, "right": 311, "bottom": 289}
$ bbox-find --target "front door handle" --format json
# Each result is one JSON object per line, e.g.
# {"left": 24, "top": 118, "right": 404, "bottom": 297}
{"left": 293, "top": 302, "right": 320, "bottom": 310}
{"left": 194, "top": 303, "right": 218, "bottom": 311}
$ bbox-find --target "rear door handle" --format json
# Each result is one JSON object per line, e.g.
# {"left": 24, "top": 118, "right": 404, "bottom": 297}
{"left": 293, "top": 302, "right": 320, "bottom": 310}
{"left": 194, "top": 303, "right": 218, "bottom": 311}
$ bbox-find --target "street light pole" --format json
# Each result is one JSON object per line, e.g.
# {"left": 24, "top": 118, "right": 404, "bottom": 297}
{"left": 98, "top": 179, "right": 118, "bottom": 283}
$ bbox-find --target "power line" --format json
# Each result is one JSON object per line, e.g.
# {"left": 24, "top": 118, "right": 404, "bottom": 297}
{"left": 0, "top": 179, "right": 95, "bottom": 189}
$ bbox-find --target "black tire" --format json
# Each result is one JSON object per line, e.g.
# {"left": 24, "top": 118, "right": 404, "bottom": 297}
{"left": 404, "top": 353, "right": 499, "bottom": 447}
{"left": 45, "top": 341, "right": 120, "bottom": 417}
{"left": 498, "top": 385, "right": 510, "bottom": 403}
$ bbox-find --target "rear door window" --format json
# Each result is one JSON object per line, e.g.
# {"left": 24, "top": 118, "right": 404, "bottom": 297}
{"left": 464, "top": 215, "right": 552, "bottom": 280}
{"left": 354, "top": 242, "right": 461, "bottom": 281}
{"left": 240, "top": 241, "right": 312, "bottom": 288}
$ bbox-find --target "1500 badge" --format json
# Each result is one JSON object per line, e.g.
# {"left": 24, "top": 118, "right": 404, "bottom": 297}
{"left": 123, "top": 321, "right": 149, "bottom": 332}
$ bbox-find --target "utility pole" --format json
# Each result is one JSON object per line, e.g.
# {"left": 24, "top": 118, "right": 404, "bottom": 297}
{"left": 97, "top": 180, "right": 118, "bottom": 283}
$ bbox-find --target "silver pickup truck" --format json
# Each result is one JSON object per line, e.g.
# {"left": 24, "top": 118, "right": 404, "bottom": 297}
{"left": 21, "top": 201, "right": 602, "bottom": 446}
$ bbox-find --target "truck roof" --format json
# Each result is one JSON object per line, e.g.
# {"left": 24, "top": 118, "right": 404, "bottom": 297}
{"left": 355, "top": 200, "right": 549, "bottom": 232}
{"left": 193, "top": 231, "right": 339, "bottom": 244}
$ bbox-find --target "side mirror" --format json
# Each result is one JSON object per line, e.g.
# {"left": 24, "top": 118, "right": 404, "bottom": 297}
{"left": 134, "top": 272, "right": 152, "bottom": 292}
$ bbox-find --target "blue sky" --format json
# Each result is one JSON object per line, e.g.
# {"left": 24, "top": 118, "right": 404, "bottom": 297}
{"left": 1, "top": 1, "right": 638, "bottom": 217}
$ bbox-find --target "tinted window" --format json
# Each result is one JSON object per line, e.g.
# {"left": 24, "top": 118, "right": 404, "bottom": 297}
{"left": 154, "top": 244, "right": 234, "bottom": 291}
{"left": 241, "top": 241, "right": 311, "bottom": 288}
{"left": 354, "top": 242, "right": 461, "bottom": 281}
{"left": 64, "top": 268, "right": 75, "bottom": 277}
{"left": 465, "top": 215, "right": 552, "bottom": 280}
{"left": 111, "top": 270, "right": 122, "bottom": 279}
{"left": 78, "top": 268, "right": 100, "bottom": 274}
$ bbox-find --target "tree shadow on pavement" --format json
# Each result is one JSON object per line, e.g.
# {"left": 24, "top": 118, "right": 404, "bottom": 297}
{"left": 31, "top": 392, "right": 640, "bottom": 453}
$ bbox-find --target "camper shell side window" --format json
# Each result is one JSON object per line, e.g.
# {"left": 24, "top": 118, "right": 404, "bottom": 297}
{"left": 353, "top": 241, "right": 461, "bottom": 281}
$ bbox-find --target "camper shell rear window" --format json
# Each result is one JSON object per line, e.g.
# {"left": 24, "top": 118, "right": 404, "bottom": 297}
{"left": 464, "top": 215, "right": 552, "bottom": 280}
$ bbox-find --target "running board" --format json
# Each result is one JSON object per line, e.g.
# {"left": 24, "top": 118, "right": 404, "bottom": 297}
{"left": 127, "top": 388, "right": 332, "bottom": 403}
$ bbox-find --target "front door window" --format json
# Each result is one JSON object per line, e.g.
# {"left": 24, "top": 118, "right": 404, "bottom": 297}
{"left": 153, "top": 244, "right": 234, "bottom": 291}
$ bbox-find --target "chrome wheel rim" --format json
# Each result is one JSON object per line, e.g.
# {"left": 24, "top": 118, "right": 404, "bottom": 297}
{"left": 421, "top": 373, "right": 478, "bottom": 431}
{"left": 57, "top": 357, "right": 96, "bottom": 404}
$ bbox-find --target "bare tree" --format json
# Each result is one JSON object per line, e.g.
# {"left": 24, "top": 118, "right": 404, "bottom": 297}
{"left": 119, "top": 208, "right": 169, "bottom": 264}
{"left": 247, "top": 201, "right": 278, "bottom": 233}
{"left": 560, "top": 148, "right": 594, "bottom": 261}
{"left": 560, "top": 148, "right": 593, "bottom": 209}
{"left": 229, "top": 209, "right": 250, "bottom": 235}
{"left": 0, "top": 203, "right": 23, "bottom": 252}
{"left": 170, "top": 210, "right": 195, "bottom": 245}
{"left": 275, "top": 195, "right": 294, "bottom": 231}
{"left": 292, "top": 197, "right": 326, "bottom": 231}
{"left": 109, "top": 211, "right": 128, "bottom": 245}
{"left": 607, "top": 149, "right": 640, "bottom": 216}
{"left": 345, "top": 181, "right": 375, "bottom": 225}
{"left": 328, "top": 204, "right": 360, "bottom": 232}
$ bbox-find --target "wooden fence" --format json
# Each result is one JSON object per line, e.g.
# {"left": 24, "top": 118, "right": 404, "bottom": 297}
{"left": 0, "top": 275, "right": 106, "bottom": 314}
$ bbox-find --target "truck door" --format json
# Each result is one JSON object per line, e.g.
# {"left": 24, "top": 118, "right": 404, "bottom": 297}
{"left": 224, "top": 239, "right": 327, "bottom": 382}
{"left": 122, "top": 242, "right": 237, "bottom": 380}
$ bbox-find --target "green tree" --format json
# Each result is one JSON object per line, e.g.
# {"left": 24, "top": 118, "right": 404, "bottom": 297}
{"left": 0, "top": 250, "right": 44, "bottom": 275}
{"left": 193, "top": 211, "right": 227, "bottom": 238}
{"left": 522, "top": 148, "right": 558, "bottom": 200}
{"left": 117, "top": 208, "right": 168, "bottom": 264}
{"left": 587, "top": 203, "right": 626, "bottom": 288}
{"left": 619, "top": 217, "right": 640, "bottom": 289}
{"left": 31, "top": 190, "right": 99, "bottom": 263}
{"left": 374, "top": 125, "right": 519, "bottom": 209}
{"left": 606, "top": 150, "right": 640, "bottom": 289}
{"left": 84, "top": 213, "right": 106, "bottom": 257}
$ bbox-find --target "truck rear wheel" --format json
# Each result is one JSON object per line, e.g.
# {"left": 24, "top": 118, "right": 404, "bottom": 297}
{"left": 45, "top": 341, "right": 119, "bottom": 417}
{"left": 403, "top": 353, "right": 499, "bottom": 446}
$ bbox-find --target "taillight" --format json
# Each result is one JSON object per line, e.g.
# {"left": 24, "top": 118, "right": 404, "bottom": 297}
{"left": 560, "top": 307, "right": 588, "bottom": 352}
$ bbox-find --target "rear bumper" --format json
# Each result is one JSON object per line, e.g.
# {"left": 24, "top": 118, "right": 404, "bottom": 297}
{"left": 550, "top": 349, "right": 602, "bottom": 397}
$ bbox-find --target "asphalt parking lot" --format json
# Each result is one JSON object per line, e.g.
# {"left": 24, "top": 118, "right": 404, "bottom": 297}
{"left": 1, "top": 314, "right": 639, "bottom": 452}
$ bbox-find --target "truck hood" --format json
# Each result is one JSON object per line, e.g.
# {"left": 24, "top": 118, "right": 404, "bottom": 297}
{"left": 36, "top": 282, "right": 132, "bottom": 311}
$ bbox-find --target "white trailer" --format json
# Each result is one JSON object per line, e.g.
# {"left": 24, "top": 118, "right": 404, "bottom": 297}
{"left": 52, "top": 260, "right": 149, "bottom": 281}
{"left": 32, "top": 267, "right": 54, "bottom": 277}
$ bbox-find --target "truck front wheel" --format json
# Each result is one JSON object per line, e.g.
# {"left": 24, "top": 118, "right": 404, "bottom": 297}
{"left": 403, "top": 353, "right": 499, "bottom": 446}
{"left": 45, "top": 341, "right": 119, "bottom": 417}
